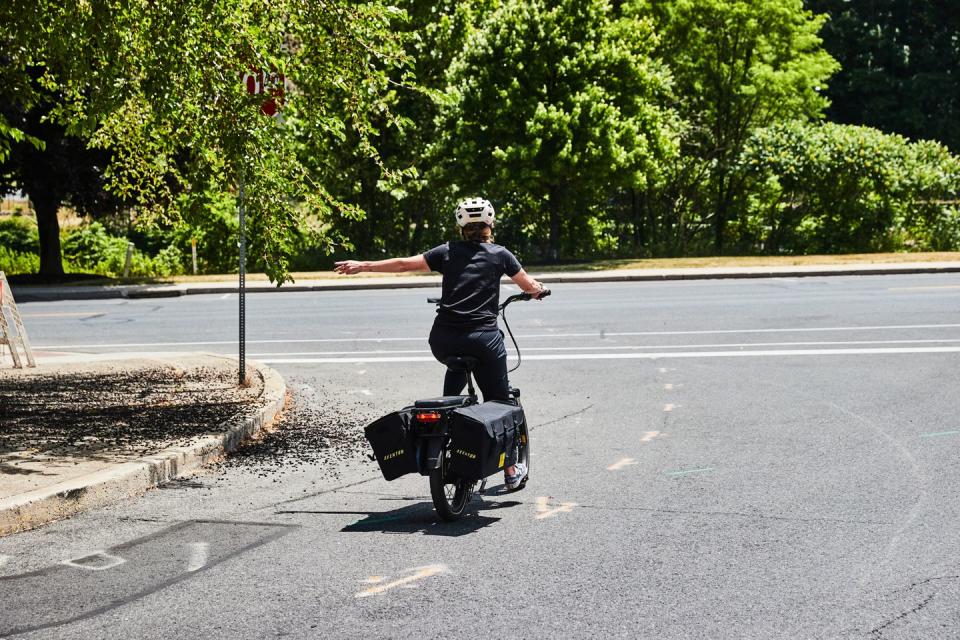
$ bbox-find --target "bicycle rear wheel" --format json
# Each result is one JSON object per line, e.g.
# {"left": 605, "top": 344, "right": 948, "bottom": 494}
{"left": 430, "top": 457, "right": 472, "bottom": 521}
{"left": 512, "top": 411, "right": 531, "bottom": 489}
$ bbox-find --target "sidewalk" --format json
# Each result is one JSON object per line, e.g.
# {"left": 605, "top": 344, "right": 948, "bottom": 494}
{"left": 10, "top": 259, "right": 960, "bottom": 301}
{"left": 0, "top": 352, "right": 285, "bottom": 536}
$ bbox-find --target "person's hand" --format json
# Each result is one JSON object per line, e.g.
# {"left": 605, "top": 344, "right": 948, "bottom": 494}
{"left": 334, "top": 260, "right": 365, "bottom": 275}
{"left": 531, "top": 283, "right": 547, "bottom": 300}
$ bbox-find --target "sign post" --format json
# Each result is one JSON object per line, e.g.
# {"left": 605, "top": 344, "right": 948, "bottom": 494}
{"left": 238, "top": 176, "right": 247, "bottom": 385}
{"left": 237, "top": 68, "right": 284, "bottom": 385}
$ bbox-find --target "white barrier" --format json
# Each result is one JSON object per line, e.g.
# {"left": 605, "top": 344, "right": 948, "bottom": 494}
{"left": 0, "top": 271, "right": 35, "bottom": 368}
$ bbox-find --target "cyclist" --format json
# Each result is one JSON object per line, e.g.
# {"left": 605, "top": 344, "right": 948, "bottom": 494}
{"left": 334, "top": 197, "right": 547, "bottom": 490}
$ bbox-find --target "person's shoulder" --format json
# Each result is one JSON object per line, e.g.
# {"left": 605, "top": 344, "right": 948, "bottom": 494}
{"left": 488, "top": 243, "right": 518, "bottom": 258}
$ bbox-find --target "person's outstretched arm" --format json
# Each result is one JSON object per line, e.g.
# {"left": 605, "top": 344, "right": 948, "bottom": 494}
{"left": 334, "top": 255, "right": 429, "bottom": 274}
{"left": 510, "top": 269, "right": 547, "bottom": 299}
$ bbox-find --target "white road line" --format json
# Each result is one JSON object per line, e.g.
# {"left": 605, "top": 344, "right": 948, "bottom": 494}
{"left": 186, "top": 542, "right": 210, "bottom": 572}
{"left": 31, "top": 322, "right": 960, "bottom": 350}
{"left": 641, "top": 431, "right": 661, "bottom": 442}
{"left": 257, "top": 346, "right": 960, "bottom": 364}
{"left": 37, "top": 337, "right": 960, "bottom": 358}
{"left": 240, "top": 338, "right": 960, "bottom": 357}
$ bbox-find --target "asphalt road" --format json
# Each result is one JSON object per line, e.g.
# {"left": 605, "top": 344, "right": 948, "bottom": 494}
{"left": 2, "top": 273, "right": 960, "bottom": 639}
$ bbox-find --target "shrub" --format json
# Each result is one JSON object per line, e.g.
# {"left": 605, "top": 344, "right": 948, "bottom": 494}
{"left": 739, "top": 122, "right": 960, "bottom": 253}
{"left": 0, "top": 246, "right": 40, "bottom": 274}
{"left": 0, "top": 217, "right": 39, "bottom": 255}
{"left": 61, "top": 222, "right": 186, "bottom": 277}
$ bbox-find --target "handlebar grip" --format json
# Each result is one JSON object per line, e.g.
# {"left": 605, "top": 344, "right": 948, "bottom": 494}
{"left": 538, "top": 288, "right": 551, "bottom": 299}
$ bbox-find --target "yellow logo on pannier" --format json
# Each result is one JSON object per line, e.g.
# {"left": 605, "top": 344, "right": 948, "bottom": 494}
{"left": 498, "top": 453, "right": 505, "bottom": 468}
{"left": 455, "top": 449, "right": 477, "bottom": 459}
{"left": 383, "top": 449, "right": 404, "bottom": 461}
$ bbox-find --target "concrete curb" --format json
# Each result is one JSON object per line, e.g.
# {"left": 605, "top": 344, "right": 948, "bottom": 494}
{"left": 0, "top": 358, "right": 286, "bottom": 536}
{"left": 10, "top": 262, "right": 960, "bottom": 300}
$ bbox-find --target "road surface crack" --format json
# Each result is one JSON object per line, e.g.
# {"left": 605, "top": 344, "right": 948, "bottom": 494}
{"left": 869, "top": 593, "right": 935, "bottom": 638}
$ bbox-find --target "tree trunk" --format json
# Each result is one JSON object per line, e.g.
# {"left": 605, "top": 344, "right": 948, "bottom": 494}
{"left": 32, "top": 193, "right": 64, "bottom": 277}
{"left": 548, "top": 186, "right": 560, "bottom": 262}
{"left": 714, "top": 177, "right": 728, "bottom": 255}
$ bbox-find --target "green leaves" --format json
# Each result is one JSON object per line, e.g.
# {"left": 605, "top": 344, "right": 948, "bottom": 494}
{"left": 4, "top": 0, "right": 409, "bottom": 283}
{"left": 440, "top": 0, "right": 678, "bottom": 259}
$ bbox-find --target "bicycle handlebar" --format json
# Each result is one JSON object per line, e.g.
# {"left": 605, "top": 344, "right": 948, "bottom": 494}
{"left": 499, "top": 288, "right": 551, "bottom": 309}
{"left": 428, "top": 289, "right": 551, "bottom": 308}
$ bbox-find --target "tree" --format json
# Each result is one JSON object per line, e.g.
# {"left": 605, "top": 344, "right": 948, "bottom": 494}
{"left": 808, "top": 0, "right": 960, "bottom": 152}
{"left": 2, "top": 1, "right": 409, "bottom": 283}
{"left": 0, "top": 96, "right": 122, "bottom": 276}
{"left": 638, "top": 0, "right": 838, "bottom": 252}
{"left": 440, "top": 0, "right": 678, "bottom": 261}
{"left": 312, "top": 0, "right": 494, "bottom": 262}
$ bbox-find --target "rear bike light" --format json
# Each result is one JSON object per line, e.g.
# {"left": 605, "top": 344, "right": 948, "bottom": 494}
{"left": 416, "top": 411, "right": 443, "bottom": 423}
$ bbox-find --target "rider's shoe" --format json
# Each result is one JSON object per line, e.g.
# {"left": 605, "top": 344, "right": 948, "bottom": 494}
{"left": 505, "top": 462, "right": 528, "bottom": 492}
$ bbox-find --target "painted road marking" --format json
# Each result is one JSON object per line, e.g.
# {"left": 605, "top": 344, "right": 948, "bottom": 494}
{"left": 33, "top": 322, "right": 960, "bottom": 350}
{"left": 62, "top": 551, "right": 126, "bottom": 571}
{"left": 920, "top": 430, "right": 960, "bottom": 438}
{"left": 664, "top": 383, "right": 684, "bottom": 390}
{"left": 0, "top": 554, "right": 9, "bottom": 568}
{"left": 355, "top": 564, "right": 447, "bottom": 598}
{"left": 889, "top": 285, "right": 960, "bottom": 292}
{"left": 20, "top": 312, "right": 102, "bottom": 319}
{"left": 664, "top": 404, "right": 679, "bottom": 412}
{"left": 607, "top": 458, "right": 637, "bottom": 471}
{"left": 641, "top": 430, "right": 661, "bottom": 442}
{"left": 36, "top": 337, "right": 960, "bottom": 356}
{"left": 241, "top": 338, "right": 960, "bottom": 356}
{"left": 666, "top": 467, "right": 714, "bottom": 477}
{"left": 258, "top": 346, "right": 960, "bottom": 364}
{"left": 535, "top": 496, "right": 578, "bottom": 520}
{"left": 186, "top": 542, "right": 209, "bottom": 572}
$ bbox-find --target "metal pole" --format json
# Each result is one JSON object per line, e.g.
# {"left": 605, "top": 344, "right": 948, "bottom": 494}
{"left": 123, "top": 242, "right": 134, "bottom": 278}
{"left": 238, "top": 173, "right": 247, "bottom": 385}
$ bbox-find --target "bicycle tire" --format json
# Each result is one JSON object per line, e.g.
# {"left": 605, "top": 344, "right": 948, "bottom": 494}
{"left": 430, "top": 465, "right": 471, "bottom": 521}
{"left": 511, "top": 406, "right": 531, "bottom": 490}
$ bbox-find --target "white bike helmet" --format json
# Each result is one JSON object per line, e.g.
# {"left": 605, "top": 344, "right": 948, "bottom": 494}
{"left": 454, "top": 197, "right": 495, "bottom": 228}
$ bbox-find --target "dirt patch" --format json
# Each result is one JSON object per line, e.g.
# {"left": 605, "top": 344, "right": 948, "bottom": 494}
{"left": 0, "top": 363, "right": 264, "bottom": 460}
{"left": 215, "top": 380, "right": 380, "bottom": 481}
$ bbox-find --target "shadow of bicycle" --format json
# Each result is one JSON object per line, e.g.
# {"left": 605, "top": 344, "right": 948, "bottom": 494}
{"left": 278, "top": 492, "right": 524, "bottom": 537}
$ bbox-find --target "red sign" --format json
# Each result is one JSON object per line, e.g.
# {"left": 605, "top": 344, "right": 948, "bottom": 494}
{"left": 243, "top": 70, "right": 285, "bottom": 117}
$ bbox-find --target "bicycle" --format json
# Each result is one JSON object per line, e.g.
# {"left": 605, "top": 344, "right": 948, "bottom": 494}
{"left": 417, "top": 289, "right": 550, "bottom": 521}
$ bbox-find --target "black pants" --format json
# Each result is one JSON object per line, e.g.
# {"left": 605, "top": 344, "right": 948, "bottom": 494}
{"left": 428, "top": 324, "right": 510, "bottom": 402}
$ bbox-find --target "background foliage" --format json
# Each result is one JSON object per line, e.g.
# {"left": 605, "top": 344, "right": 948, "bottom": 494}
{"left": 1, "top": 0, "right": 959, "bottom": 279}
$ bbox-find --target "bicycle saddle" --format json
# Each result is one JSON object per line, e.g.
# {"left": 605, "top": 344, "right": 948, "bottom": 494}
{"left": 414, "top": 396, "right": 472, "bottom": 409}
{"left": 442, "top": 356, "right": 479, "bottom": 372}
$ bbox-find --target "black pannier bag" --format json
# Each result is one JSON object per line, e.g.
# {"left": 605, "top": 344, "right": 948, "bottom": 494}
{"left": 449, "top": 401, "right": 525, "bottom": 480}
{"left": 364, "top": 408, "right": 420, "bottom": 480}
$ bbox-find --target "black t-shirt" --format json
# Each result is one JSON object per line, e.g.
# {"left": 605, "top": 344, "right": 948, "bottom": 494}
{"left": 423, "top": 241, "right": 523, "bottom": 329}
